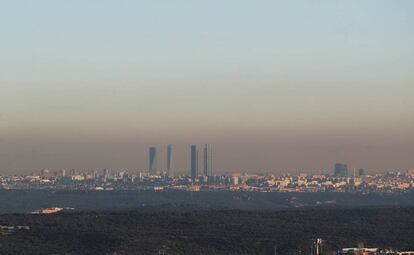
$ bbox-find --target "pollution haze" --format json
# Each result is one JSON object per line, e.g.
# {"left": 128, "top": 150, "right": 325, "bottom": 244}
{"left": 0, "top": 1, "right": 413, "bottom": 175}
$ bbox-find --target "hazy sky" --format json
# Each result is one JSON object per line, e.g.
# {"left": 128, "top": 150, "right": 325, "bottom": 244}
{"left": 1, "top": 1, "right": 413, "bottom": 174}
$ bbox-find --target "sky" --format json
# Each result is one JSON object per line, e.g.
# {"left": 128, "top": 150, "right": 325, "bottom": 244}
{"left": 0, "top": 0, "right": 413, "bottom": 175}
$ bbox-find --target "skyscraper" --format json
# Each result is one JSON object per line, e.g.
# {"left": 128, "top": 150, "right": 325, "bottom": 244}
{"left": 190, "top": 145, "right": 198, "bottom": 179}
{"left": 203, "top": 144, "right": 213, "bottom": 176}
{"left": 59, "top": 169, "right": 66, "bottom": 178}
{"left": 102, "top": 168, "right": 110, "bottom": 179}
{"left": 334, "top": 163, "right": 348, "bottom": 177}
{"left": 166, "top": 144, "right": 173, "bottom": 176}
{"left": 149, "top": 147, "right": 157, "bottom": 175}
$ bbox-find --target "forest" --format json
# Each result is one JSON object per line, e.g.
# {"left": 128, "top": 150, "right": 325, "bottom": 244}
{"left": 0, "top": 207, "right": 413, "bottom": 254}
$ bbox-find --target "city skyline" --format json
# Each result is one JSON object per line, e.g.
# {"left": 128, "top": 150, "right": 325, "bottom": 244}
{"left": 0, "top": 1, "right": 413, "bottom": 174}
{"left": 1, "top": 1, "right": 413, "bottom": 254}
{"left": 0, "top": 142, "right": 409, "bottom": 177}
{"left": 0, "top": 141, "right": 412, "bottom": 176}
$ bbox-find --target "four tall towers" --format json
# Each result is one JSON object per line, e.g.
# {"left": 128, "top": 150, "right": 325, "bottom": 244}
{"left": 147, "top": 144, "right": 213, "bottom": 178}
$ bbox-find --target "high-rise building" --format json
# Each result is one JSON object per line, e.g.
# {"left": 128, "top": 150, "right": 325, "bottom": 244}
{"left": 102, "top": 168, "right": 110, "bottom": 179}
{"left": 59, "top": 169, "right": 66, "bottom": 178}
{"left": 334, "top": 163, "right": 348, "bottom": 177}
{"left": 166, "top": 144, "right": 173, "bottom": 176}
{"left": 40, "top": 169, "right": 51, "bottom": 179}
{"left": 190, "top": 145, "right": 198, "bottom": 179}
{"left": 69, "top": 169, "right": 77, "bottom": 176}
{"left": 149, "top": 146, "right": 157, "bottom": 175}
{"left": 203, "top": 144, "right": 213, "bottom": 176}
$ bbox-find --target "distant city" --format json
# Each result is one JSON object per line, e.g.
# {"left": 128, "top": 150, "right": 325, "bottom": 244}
{"left": 1, "top": 144, "right": 413, "bottom": 193}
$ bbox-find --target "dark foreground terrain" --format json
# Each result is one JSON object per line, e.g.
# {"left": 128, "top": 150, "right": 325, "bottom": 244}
{"left": 1, "top": 189, "right": 414, "bottom": 213}
{"left": 0, "top": 207, "right": 414, "bottom": 255}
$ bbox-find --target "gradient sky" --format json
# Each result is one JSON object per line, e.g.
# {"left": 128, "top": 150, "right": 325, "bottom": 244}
{"left": 0, "top": 1, "right": 413, "bottom": 175}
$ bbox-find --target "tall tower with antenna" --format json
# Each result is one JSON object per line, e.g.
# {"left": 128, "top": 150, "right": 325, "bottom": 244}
{"left": 166, "top": 144, "right": 173, "bottom": 176}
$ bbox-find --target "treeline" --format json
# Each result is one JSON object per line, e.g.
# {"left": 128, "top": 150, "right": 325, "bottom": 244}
{"left": 0, "top": 207, "right": 414, "bottom": 254}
